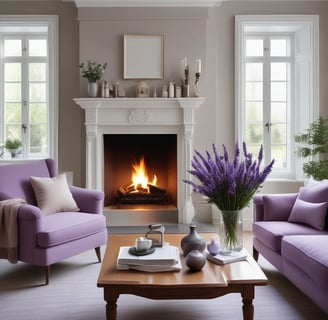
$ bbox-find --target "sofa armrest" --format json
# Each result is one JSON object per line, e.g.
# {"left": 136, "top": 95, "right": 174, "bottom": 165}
{"left": 69, "top": 186, "right": 104, "bottom": 214}
{"left": 253, "top": 193, "right": 298, "bottom": 222}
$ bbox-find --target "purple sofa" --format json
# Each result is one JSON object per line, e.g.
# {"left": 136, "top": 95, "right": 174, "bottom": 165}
{"left": 252, "top": 180, "right": 328, "bottom": 313}
{"left": 0, "top": 159, "right": 107, "bottom": 284}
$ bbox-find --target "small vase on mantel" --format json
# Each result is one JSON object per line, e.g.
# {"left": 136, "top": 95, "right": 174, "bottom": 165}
{"left": 218, "top": 209, "right": 243, "bottom": 255}
{"left": 88, "top": 82, "right": 98, "bottom": 97}
{"left": 180, "top": 224, "right": 206, "bottom": 257}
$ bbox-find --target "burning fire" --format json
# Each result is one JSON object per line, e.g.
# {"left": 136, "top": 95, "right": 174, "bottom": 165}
{"left": 129, "top": 157, "right": 157, "bottom": 193}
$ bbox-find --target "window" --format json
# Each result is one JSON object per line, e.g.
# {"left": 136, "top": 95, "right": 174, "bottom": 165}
{"left": 235, "top": 15, "right": 319, "bottom": 179}
{"left": 0, "top": 16, "right": 58, "bottom": 160}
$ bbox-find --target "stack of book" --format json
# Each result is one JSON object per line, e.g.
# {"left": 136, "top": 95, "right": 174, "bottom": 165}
{"left": 206, "top": 248, "right": 248, "bottom": 265}
{"left": 117, "top": 245, "right": 182, "bottom": 272}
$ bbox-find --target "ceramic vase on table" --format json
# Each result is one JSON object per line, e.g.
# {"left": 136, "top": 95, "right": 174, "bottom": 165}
{"left": 88, "top": 82, "right": 98, "bottom": 97}
{"left": 218, "top": 209, "right": 243, "bottom": 255}
{"left": 180, "top": 224, "right": 206, "bottom": 256}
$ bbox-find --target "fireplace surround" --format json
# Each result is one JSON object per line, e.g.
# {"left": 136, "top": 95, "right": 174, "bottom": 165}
{"left": 74, "top": 97, "right": 205, "bottom": 226}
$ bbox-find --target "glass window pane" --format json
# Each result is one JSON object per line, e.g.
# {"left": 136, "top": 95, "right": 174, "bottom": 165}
{"left": 271, "top": 82, "right": 286, "bottom": 101}
{"left": 5, "top": 63, "right": 21, "bottom": 81}
{"left": 246, "top": 123, "right": 263, "bottom": 144}
{"left": 29, "top": 83, "right": 46, "bottom": 102}
{"left": 270, "top": 39, "right": 287, "bottom": 56}
{"left": 271, "top": 63, "right": 287, "bottom": 81}
{"left": 4, "top": 83, "right": 21, "bottom": 102}
{"left": 5, "top": 103, "right": 22, "bottom": 123}
{"left": 246, "top": 39, "right": 263, "bottom": 57}
{"left": 5, "top": 125, "right": 21, "bottom": 141}
{"left": 30, "top": 103, "right": 47, "bottom": 123}
{"left": 271, "top": 103, "right": 287, "bottom": 122}
{"left": 246, "top": 63, "right": 263, "bottom": 81}
{"left": 271, "top": 145, "right": 287, "bottom": 169}
{"left": 246, "top": 82, "right": 263, "bottom": 100}
{"left": 28, "top": 39, "right": 47, "bottom": 56}
{"left": 4, "top": 39, "right": 22, "bottom": 57}
{"left": 29, "top": 63, "right": 46, "bottom": 81}
{"left": 30, "top": 124, "right": 47, "bottom": 153}
{"left": 271, "top": 124, "right": 286, "bottom": 144}
{"left": 246, "top": 102, "right": 263, "bottom": 122}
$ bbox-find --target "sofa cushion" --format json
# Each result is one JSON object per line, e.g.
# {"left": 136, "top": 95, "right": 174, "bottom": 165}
{"left": 263, "top": 194, "right": 297, "bottom": 221}
{"left": 298, "top": 180, "right": 328, "bottom": 203}
{"left": 253, "top": 221, "right": 325, "bottom": 252}
{"left": 29, "top": 173, "right": 79, "bottom": 215}
{"left": 282, "top": 235, "right": 328, "bottom": 291}
{"left": 288, "top": 199, "right": 328, "bottom": 230}
{"left": 37, "top": 212, "right": 106, "bottom": 248}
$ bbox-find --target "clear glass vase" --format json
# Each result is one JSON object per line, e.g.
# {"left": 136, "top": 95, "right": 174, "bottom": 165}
{"left": 218, "top": 209, "right": 243, "bottom": 255}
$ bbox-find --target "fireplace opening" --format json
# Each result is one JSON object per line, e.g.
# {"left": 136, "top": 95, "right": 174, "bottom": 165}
{"left": 103, "top": 134, "right": 177, "bottom": 209}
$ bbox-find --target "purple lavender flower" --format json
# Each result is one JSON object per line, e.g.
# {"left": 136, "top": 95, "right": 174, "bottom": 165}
{"left": 183, "top": 143, "right": 275, "bottom": 210}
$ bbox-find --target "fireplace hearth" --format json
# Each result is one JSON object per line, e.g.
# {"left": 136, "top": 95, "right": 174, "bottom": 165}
{"left": 74, "top": 97, "right": 205, "bottom": 226}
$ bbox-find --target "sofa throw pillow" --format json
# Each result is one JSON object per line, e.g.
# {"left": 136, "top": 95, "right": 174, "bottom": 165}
{"left": 288, "top": 198, "right": 328, "bottom": 230}
{"left": 297, "top": 180, "right": 328, "bottom": 203}
{"left": 29, "top": 173, "right": 79, "bottom": 215}
{"left": 263, "top": 194, "right": 297, "bottom": 221}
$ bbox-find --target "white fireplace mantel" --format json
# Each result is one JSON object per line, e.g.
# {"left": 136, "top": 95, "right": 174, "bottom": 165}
{"left": 74, "top": 97, "right": 205, "bottom": 224}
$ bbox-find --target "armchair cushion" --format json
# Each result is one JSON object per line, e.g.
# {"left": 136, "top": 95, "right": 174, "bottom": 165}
{"left": 288, "top": 199, "right": 328, "bottom": 230}
{"left": 37, "top": 212, "right": 106, "bottom": 248}
{"left": 29, "top": 173, "right": 79, "bottom": 215}
{"left": 263, "top": 194, "right": 297, "bottom": 221}
{"left": 298, "top": 180, "right": 328, "bottom": 203}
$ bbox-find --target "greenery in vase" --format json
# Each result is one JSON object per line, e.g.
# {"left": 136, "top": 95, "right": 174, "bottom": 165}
{"left": 295, "top": 116, "right": 328, "bottom": 180}
{"left": 79, "top": 60, "right": 108, "bottom": 83}
{"left": 183, "top": 142, "right": 274, "bottom": 249}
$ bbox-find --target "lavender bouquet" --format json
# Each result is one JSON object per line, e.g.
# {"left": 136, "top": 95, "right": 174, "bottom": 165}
{"left": 184, "top": 142, "right": 274, "bottom": 251}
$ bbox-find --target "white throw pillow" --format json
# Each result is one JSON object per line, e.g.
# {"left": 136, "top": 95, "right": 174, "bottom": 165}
{"left": 29, "top": 173, "right": 79, "bottom": 215}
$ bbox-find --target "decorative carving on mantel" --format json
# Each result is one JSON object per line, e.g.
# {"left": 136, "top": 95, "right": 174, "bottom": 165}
{"left": 128, "top": 109, "right": 151, "bottom": 123}
{"left": 86, "top": 125, "right": 97, "bottom": 140}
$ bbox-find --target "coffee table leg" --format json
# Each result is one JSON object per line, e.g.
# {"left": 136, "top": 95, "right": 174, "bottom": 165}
{"left": 104, "top": 289, "right": 119, "bottom": 320}
{"left": 241, "top": 286, "right": 254, "bottom": 320}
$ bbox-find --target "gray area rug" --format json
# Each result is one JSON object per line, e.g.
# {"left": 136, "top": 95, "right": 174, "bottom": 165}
{"left": 0, "top": 232, "right": 326, "bottom": 320}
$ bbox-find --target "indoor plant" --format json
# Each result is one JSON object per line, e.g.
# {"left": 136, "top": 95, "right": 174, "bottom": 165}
{"left": 295, "top": 116, "right": 328, "bottom": 181}
{"left": 5, "top": 138, "right": 22, "bottom": 158}
{"left": 80, "top": 60, "right": 108, "bottom": 97}
{"left": 183, "top": 142, "right": 274, "bottom": 254}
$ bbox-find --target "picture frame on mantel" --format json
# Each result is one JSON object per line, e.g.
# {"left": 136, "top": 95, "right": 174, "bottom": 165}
{"left": 123, "top": 34, "right": 164, "bottom": 80}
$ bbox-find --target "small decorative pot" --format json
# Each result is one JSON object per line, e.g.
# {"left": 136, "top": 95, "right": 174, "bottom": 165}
{"left": 88, "top": 82, "right": 98, "bottom": 97}
{"left": 207, "top": 237, "right": 220, "bottom": 256}
{"left": 180, "top": 224, "right": 206, "bottom": 256}
{"left": 185, "top": 250, "right": 206, "bottom": 271}
{"left": 7, "top": 149, "right": 18, "bottom": 158}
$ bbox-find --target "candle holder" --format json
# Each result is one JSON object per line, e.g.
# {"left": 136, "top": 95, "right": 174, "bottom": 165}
{"left": 194, "top": 72, "right": 200, "bottom": 97}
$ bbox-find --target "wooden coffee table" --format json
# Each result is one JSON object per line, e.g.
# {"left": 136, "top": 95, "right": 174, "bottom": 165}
{"left": 97, "top": 233, "right": 268, "bottom": 320}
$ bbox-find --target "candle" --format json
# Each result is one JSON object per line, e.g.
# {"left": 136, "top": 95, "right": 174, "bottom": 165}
{"left": 196, "top": 59, "right": 201, "bottom": 73}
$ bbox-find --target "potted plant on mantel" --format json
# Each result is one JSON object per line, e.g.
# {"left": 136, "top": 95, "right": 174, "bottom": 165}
{"left": 295, "top": 116, "right": 328, "bottom": 181}
{"left": 5, "top": 138, "right": 22, "bottom": 158}
{"left": 80, "top": 60, "right": 107, "bottom": 98}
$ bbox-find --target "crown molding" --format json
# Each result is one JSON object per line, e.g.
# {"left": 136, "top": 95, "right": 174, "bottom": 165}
{"left": 74, "top": 0, "right": 224, "bottom": 7}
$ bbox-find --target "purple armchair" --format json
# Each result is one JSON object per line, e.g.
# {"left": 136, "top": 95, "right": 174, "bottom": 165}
{"left": 0, "top": 159, "right": 107, "bottom": 284}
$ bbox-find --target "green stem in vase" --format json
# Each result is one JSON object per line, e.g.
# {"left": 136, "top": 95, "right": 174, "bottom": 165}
{"left": 221, "top": 210, "right": 240, "bottom": 249}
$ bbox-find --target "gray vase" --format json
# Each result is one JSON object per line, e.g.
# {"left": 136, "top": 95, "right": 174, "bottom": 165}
{"left": 180, "top": 224, "right": 206, "bottom": 256}
{"left": 88, "top": 82, "right": 98, "bottom": 97}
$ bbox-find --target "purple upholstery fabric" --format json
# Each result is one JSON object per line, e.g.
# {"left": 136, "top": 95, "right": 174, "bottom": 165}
{"left": 282, "top": 235, "right": 328, "bottom": 291}
{"left": 253, "top": 221, "right": 326, "bottom": 252}
{"left": 37, "top": 212, "right": 106, "bottom": 247}
{"left": 0, "top": 159, "right": 107, "bottom": 274}
{"left": 298, "top": 180, "right": 328, "bottom": 203}
{"left": 263, "top": 193, "right": 297, "bottom": 221}
{"left": 288, "top": 199, "right": 328, "bottom": 230}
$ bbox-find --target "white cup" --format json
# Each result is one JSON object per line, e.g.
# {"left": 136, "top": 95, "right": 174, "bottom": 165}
{"left": 135, "top": 237, "right": 152, "bottom": 251}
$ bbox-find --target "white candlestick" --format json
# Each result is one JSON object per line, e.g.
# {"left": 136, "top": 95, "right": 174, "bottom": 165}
{"left": 196, "top": 59, "right": 201, "bottom": 73}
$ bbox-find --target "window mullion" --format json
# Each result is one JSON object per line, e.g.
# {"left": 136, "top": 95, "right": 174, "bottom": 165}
{"left": 21, "top": 37, "right": 29, "bottom": 158}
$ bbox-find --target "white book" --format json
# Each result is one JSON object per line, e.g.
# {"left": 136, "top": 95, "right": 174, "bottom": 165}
{"left": 206, "top": 248, "right": 248, "bottom": 265}
{"left": 116, "top": 259, "right": 182, "bottom": 272}
{"left": 117, "top": 245, "right": 180, "bottom": 266}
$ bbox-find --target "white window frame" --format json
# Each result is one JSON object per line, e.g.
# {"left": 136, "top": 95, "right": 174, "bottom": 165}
{"left": 0, "top": 15, "right": 58, "bottom": 162}
{"left": 235, "top": 15, "right": 319, "bottom": 180}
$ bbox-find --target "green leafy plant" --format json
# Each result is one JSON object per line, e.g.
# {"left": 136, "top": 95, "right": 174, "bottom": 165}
{"left": 295, "top": 116, "right": 328, "bottom": 180}
{"left": 5, "top": 138, "right": 22, "bottom": 150}
{"left": 80, "top": 60, "right": 107, "bottom": 83}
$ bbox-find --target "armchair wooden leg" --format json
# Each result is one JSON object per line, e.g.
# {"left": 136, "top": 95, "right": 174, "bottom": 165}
{"left": 95, "top": 247, "right": 102, "bottom": 262}
{"left": 253, "top": 246, "right": 259, "bottom": 261}
{"left": 45, "top": 266, "right": 50, "bottom": 285}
